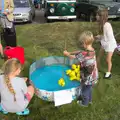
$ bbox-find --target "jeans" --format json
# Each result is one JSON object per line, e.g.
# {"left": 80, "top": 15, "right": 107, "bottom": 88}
{"left": 81, "top": 85, "right": 92, "bottom": 106}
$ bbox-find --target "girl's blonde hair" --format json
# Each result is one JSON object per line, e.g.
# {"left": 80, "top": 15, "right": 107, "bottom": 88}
{"left": 2, "top": 58, "right": 22, "bottom": 101}
{"left": 79, "top": 31, "right": 94, "bottom": 45}
{"left": 97, "top": 9, "right": 108, "bottom": 34}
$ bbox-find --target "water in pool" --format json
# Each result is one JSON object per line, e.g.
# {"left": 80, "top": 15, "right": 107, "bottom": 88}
{"left": 30, "top": 64, "right": 80, "bottom": 91}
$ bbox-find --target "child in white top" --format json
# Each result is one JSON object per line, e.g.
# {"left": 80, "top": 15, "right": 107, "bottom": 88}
{"left": 0, "top": 58, "right": 34, "bottom": 115}
{"left": 96, "top": 9, "right": 117, "bottom": 79}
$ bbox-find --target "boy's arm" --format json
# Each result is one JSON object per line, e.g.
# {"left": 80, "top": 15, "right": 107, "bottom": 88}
{"left": 63, "top": 50, "right": 76, "bottom": 59}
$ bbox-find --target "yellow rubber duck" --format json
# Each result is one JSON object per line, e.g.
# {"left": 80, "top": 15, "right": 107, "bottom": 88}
{"left": 69, "top": 71, "right": 76, "bottom": 77}
{"left": 76, "top": 77, "right": 80, "bottom": 81}
{"left": 58, "top": 78, "right": 65, "bottom": 87}
{"left": 71, "top": 64, "right": 77, "bottom": 70}
{"left": 74, "top": 69, "right": 79, "bottom": 73}
{"left": 74, "top": 65, "right": 80, "bottom": 73}
{"left": 66, "top": 69, "right": 72, "bottom": 75}
{"left": 69, "top": 71, "right": 76, "bottom": 80}
{"left": 70, "top": 76, "right": 77, "bottom": 81}
{"left": 77, "top": 65, "right": 80, "bottom": 70}
{"left": 77, "top": 73, "right": 80, "bottom": 77}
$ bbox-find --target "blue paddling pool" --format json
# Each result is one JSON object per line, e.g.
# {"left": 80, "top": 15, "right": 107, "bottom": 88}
{"left": 29, "top": 56, "right": 80, "bottom": 101}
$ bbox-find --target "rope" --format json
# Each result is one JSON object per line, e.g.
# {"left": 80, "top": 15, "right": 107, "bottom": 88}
{"left": 62, "top": 39, "right": 67, "bottom": 82}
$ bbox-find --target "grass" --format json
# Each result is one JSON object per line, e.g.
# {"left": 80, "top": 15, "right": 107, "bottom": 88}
{"left": 0, "top": 21, "right": 120, "bottom": 120}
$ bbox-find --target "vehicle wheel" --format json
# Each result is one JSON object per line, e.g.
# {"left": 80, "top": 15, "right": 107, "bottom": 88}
{"left": 46, "top": 19, "right": 52, "bottom": 23}
{"left": 76, "top": 11, "right": 81, "bottom": 19}
{"left": 33, "top": 13, "right": 36, "bottom": 19}
{"left": 29, "top": 15, "right": 33, "bottom": 23}
{"left": 68, "top": 19, "right": 73, "bottom": 22}
{"left": 87, "top": 12, "right": 96, "bottom": 22}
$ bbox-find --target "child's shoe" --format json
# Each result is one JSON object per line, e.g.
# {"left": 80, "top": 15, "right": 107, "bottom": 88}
{"left": 16, "top": 108, "right": 29, "bottom": 116}
{"left": 0, "top": 104, "right": 8, "bottom": 114}
{"left": 104, "top": 72, "right": 111, "bottom": 79}
{"left": 89, "top": 102, "right": 93, "bottom": 105}
{"left": 77, "top": 100, "right": 88, "bottom": 107}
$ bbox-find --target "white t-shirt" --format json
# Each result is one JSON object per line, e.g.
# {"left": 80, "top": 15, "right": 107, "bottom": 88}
{"left": 0, "top": 75, "right": 29, "bottom": 113}
{"left": 101, "top": 22, "right": 117, "bottom": 52}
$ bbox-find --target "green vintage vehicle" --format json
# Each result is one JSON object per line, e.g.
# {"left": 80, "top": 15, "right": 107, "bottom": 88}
{"left": 44, "top": 0, "right": 76, "bottom": 22}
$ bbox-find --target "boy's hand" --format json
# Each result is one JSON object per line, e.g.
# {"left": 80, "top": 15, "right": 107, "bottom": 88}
{"left": 95, "top": 35, "right": 103, "bottom": 40}
{"left": 63, "top": 50, "right": 70, "bottom": 56}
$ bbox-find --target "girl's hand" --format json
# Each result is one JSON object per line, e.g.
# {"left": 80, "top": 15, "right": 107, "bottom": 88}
{"left": 35, "top": 89, "right": 39, "bottom": 95}
{"left": 24, "top": 77, "right": 28, "bottom": 82}
{"left": 95, "top": 35, "right": 103, "bottom": 39}
{"left": 63, "top": 50, "right": 70, "bottom": 56}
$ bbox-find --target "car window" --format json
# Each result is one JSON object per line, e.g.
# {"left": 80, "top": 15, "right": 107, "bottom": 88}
{"left": 14, "top": 0, "right": 30, "bottom": 7}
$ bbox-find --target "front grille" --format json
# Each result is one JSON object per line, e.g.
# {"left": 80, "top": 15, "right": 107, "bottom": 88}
{"left": 109, "top": 7, "right": 117, "bottom": 14}
{"left": 14, "top": 19, "right": 23, "bottom": 22}
{"left": 108, "top": 4, "right": 120, "bottom": 14}
{"left": 13, "top": 13, "right": 21, "bottom": 16}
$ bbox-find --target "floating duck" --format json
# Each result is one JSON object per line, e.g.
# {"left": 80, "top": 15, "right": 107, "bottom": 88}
{"left": 76, "top": 73, "right": 80, "bottom": 80}
{"left": 58, "top": 78, "right": 65, "bottom": 87}
{"left": 66, "top": 69, "right": 72, "bottom": 75}
{"left": 71, "top": 64, "right": 77, "bottom": 70}
{"left": 66, "top": 64, "right": 80, "bottom": 81}
{"left": 69, "top": 71, "right": 76, "bottom": 77}
{"left": 69, "top": 70, "right": 77, "bottom": 81}
{"left": 70, "top": 76, "right": 77, "bottom": 81}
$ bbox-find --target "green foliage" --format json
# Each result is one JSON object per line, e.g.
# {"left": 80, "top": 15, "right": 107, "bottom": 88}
{"left": 0, "top": 22, "right": 120, "bottom": 120}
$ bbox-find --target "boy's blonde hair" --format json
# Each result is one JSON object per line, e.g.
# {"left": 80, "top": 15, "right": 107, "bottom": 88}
{"left": 2, "top": 58, "right": 22, "bottom": 101}
{"left": 79, "top": 31, "right": 94, "bottom": 45}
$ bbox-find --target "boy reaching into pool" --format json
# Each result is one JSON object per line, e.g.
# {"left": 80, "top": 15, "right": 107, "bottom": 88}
{"left": 63, "top": 31, "right": 98, "bottom": 106}
{"left": 0, "top": 58, "right": 34, "bottom": 115}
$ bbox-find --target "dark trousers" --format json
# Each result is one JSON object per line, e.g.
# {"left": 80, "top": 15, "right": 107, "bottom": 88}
{"left": 81, "top": 85, "right": 92, "bottom": 105}
{"left": 1, "top": 24, "right": 17, "bottom": 47}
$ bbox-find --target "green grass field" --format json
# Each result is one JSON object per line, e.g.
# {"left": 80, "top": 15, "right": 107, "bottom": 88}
{"left": 0, "top": 22, "right": 120, "bottom": 120}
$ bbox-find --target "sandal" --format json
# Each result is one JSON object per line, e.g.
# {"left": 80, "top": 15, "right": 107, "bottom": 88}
{"left": 0, "top": 104, "right": 8, "bottom": 114}
{"left": 16, "top": 108, "right": 30, "bottom": 116}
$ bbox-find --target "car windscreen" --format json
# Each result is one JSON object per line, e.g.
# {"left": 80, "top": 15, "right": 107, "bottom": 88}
{"left": 14, "top": 0, "right": 29, "bottom": 7}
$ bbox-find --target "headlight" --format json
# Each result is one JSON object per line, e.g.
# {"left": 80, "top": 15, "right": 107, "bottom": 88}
{"left": 108, "top": 7, "right": 110, "bottom": 10}
{"left": 70, "top": 8, "right": 75, "bottom": 13}
{"left": 118, "top": 8, "right": 120, "bottom": 12}
{"left": 50, "top": 8, "right": 54, "bottom": 13}
{"left": 22, "top": 13, "right": 29, "bottom": 16}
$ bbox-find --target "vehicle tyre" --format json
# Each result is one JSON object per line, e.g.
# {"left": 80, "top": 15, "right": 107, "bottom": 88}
{"left": 46, "top": 19, "right": 53, "bottom": 23}
{"left": 29, "top": 15, "right": 33, "bottom": 23}
{"left": 86, "top": 12, "right": 96, "bottom": 22}
{"left": 68, "top": 19, "right": 73, "bottom": 22}
{"left": 33, "top": 12, "right": 36, "bottom": 19}
{"left": 76, "top": 9, "right": 81, "bottom": 19}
